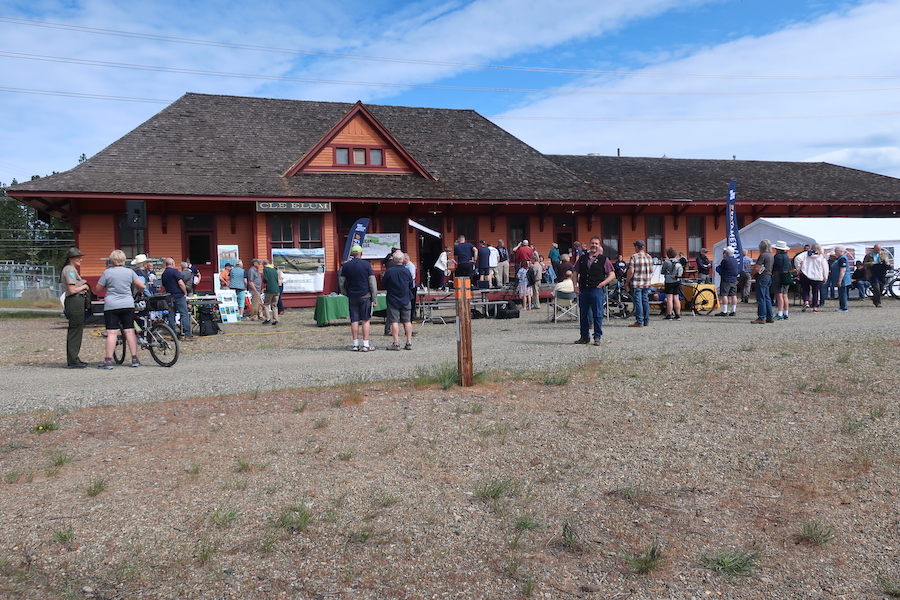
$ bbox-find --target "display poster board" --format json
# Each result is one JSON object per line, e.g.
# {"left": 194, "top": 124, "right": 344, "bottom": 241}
{"left": 272, "top": 248, "right": 326, "bottom": 293}
{"left": 361, "top": 233, "right": 401, "bottom": 259}
{"left": 216, "top": 289, "right": 240, "bottom": 324}
{"left": 217, "top": 245, "right": 239, "bottom": 271}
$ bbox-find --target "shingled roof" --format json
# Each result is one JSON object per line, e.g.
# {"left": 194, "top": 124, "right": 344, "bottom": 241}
{"left": 548, "top": 155, "right": 900, "bottom": 206}
{"left": 9, "top": 93, "right": 596, "bottom": 203}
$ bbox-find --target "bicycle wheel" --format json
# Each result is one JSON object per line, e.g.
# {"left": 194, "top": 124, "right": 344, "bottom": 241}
{"left": 888, "top": 277, "right": 900, "bottom": 299}
{"left": 147, "top": 323, "right": 180, "bottom": 367}
{"left": 692, "top": 288, "right": 718, "bottom": 315}
{"left": 608, "top": 292, "right": 631, "bottom": 319}
{"left": 112, "top": 327, "right": 126, "bottom": 364}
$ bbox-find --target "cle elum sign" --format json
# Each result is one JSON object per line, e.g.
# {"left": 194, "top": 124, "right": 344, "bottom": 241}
{"left": 256, "top": 201, "right": 332, "bottom": 212}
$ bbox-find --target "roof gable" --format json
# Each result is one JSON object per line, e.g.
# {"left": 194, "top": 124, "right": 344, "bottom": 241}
{"left": 285, "top": 101, "right": 432, "bottom": 178}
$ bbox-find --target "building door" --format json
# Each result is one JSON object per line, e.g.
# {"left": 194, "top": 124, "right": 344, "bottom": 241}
{"left": 186, "top": 233, "right": 213, "bottom": 293}
{"left": 416, "top": 216, "right": 443, "bottom": 289}
{"left": 556, "top": 232, "right": 573, "bottom": 258}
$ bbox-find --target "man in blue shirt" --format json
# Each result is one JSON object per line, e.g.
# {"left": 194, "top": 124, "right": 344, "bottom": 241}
{"left": 161, "top": 257, "right": 195, "bottom": 341}
{"left": 454, "top": 235, "right": 476, "bottom": 279}
{"left": 339, "top": 245, "right": 378, "bottom": 352}
{"left": 382, "top": 250, "right": 416, "bottom": 351}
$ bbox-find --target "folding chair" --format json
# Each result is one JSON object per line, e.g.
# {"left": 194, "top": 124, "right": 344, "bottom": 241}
{"left": 548, "top": 290, "right": 578, "bottom": 323}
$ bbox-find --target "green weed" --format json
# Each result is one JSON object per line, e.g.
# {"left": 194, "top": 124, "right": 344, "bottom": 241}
{"left": 624, "top": 537, "right": 664, "bottom": 573}
{"left": 795, "top": 520, "right": 835, "bottom": 545}
{"left": 85, "top": 478, "right": 107, "bottom": 497}
{"left": 700, "top": 547, "right": 759, "bottom": 577}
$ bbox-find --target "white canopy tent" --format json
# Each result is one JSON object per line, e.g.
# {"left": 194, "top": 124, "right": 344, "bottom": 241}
{"left": 712, "top": 218, "right": 900, "bottom": 284}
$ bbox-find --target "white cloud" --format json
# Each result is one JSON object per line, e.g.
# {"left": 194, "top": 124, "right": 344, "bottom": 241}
{"left": 497, "top": 0, "right": 900, "bottom": 176}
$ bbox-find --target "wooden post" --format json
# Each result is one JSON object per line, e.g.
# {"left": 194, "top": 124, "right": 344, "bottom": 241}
{"left": 455, "top": 277, "right": 474, "bottom": 387}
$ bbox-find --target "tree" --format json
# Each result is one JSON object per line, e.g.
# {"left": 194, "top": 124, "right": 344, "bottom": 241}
{"left": 0, "top": 177, "right": 74, "bottom": 265}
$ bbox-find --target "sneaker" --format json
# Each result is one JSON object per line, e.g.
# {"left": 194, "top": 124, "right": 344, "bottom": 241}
{"left": 262, "top": 319, "right": 271, "bottom": 324}
{"left": 728, "top": 312, "right": 736, "bottom": 316}
{"left": 751, "top": 319, "right": 766, "bottom": 324}
{"left": 131, "top": 357, "right": 141, "bottom": 368}
{"left": 66, "top": 362, "right": 87, "bottom": 369}
{"left": 663, "top": 314, "right": 673, "bottom": 320}
{"left": 774, "top": 315, "right": 784, "bottom": 320}
{"left": 592, "top": 339, "right": 602, "bottom": 346}
{"left": 360, "top": 345, "right": 370, "bottom": 352}
{"left": 673, "top": 315, "right": 681, "bottom": 320}
{"left": 766, "top": 319, "right": 775, "bottom": 323}
{"left": 835, "top": 308, "right": 849, "bottom": 312}
{"left": 782, "top": 314, "right": 789, "bottom": 320}
{"left": 386, "top": 342, "right": 401, "bottom": 351}
{"left": 97, "top": 358, "right": 114, "bottom": 370}
{"left": 182, "top": 337, "right": 196, "bottom": 342}
{"left": 574, "top": 337, "right": 591, "bottom": 344}
{"left": 351, "top": 345, "right": 360, "bottom": 352}
{"left": 404, "top": 342, "right": 412, "bottom": 350}
{"left": 812, "top": 308, "right": 819, "bottom": 313}
{"left": 713, "top": 312, "right": 729, "bottom": 317}
{"left": 802, "top": 304, "right": 809, "bottom": 312}
{"left": 628, "top": 323, "right": 644, "bottom": 328}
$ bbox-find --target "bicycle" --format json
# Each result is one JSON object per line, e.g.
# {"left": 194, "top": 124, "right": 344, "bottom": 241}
{"left": 605, "top": 277, "right": 632, "bottom": 319}
{"left": 112, "top": 295, "right": 181, "bottom": 367}
{"left": 681, "top": 279, "right": 718, "bottom": 315}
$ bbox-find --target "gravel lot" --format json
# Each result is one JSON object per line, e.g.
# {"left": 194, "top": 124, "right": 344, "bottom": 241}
{"left": 0, "top": 297, "right": 898, "bottom": 599}
{"left": 2, "top": 297, "right": 897, "bottom": 415}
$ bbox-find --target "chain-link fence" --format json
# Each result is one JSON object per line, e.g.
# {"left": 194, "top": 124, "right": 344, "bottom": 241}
{"left": 0, "top": 262, "right": 63, "bottom": 299}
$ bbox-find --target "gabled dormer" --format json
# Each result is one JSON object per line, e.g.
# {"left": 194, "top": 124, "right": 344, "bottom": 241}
{"left": 285, "top": 101, "right": 432, "bottom": 178}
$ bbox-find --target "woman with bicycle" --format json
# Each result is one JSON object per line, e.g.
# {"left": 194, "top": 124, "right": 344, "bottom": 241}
{"left": 95, "top": 249, "right": 145, "bottom": 369}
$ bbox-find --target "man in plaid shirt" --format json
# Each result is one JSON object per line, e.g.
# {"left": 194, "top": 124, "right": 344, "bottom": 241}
{"left": 626, "top": 239, "right": 654, "bottom": 327}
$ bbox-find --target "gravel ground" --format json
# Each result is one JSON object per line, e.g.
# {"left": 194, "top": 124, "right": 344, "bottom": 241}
{"left": 0, "top": 297, "right": 899, "bottom": 599}
{"left": 1, "top": 298, "right": 897, "bottom": 415}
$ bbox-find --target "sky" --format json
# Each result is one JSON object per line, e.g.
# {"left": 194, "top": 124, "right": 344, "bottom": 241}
{"left": 2, "top": 0, "right": 900, "bottom": 187}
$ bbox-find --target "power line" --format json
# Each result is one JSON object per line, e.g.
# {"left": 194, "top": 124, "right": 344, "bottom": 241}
{"left": 2, "top": 16, "right": 898, "bottom": 81}
{"left": 3, "top": 53, "right": 900, "bottom": 98}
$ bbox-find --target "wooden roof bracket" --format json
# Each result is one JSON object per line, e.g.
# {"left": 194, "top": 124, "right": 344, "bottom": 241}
{"left": 671, "top": 204, "right": 690, "bottom": 230}
{"left": 586, "top": 205, "right": 599, "bottom": 232}
{"left": 230, "top": 202, "right": 237, "bottom": 235}
{"left": 161, "top": 201, "right": 168, "bottom": 235}
{"left": 490, "top": 205, "right": 499, "bottom": 233}
{"left": 629, "top": 205, "right": 647, "bottom": 231}
{"left": 712, "top": 205, "right": 725, "bottom": 230}
{"left": 538, "top": 205, "right": 548, "bottom": 233}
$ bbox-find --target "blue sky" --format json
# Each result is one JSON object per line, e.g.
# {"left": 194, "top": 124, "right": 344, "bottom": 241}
{"left": 2, "top": 0, "right": 900, "bottom": 186}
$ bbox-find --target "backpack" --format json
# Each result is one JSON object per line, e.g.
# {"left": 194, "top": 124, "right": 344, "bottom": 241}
{"left": 197, "top": 305, "right": 220, "bottom": 336}
{"left": 526, "top": 266, "right": 536, "bottom": 287}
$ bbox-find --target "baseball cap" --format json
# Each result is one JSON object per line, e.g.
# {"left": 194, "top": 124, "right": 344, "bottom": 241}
{"left": 350, "top": 245, "right": 363, "bottom": 254}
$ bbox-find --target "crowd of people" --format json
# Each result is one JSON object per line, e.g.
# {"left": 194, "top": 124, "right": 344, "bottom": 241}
{"left": 61, "top": 236, "right": 894, "bottom": 365}
{"left": 59, "top": 248, "right": 290, "bottom": 369}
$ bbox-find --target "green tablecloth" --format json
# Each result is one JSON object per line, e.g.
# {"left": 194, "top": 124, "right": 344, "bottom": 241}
{"left": 314, "top": 294, "right": 386, "bottom": 326}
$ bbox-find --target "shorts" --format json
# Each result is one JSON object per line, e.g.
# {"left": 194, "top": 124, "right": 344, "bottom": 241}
{"left": 104, "top": 307, "right": 135, "bottom": 330}
{"left": 348, "top": 296, "right": 373, "bottom": 323}
{"left": 719, "top": 281, "right": 738, "bottom": 297}
{"left": 664, "top": 281, "right": 682, "bottom": 296}
{"left": 777, "top": 284, "right": 790, "bottom": 295}
{"left": 386, "top": 302, "right": 412, "bottom": 325}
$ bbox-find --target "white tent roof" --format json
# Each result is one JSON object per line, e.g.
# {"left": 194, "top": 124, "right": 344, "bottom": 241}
{"left": 714, "top": 218, "right": 900, "bottom": 256}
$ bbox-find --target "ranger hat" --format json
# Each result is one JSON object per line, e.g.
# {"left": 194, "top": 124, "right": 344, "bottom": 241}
{"left": 65, "top": 247, "right": 84, "bottom": 259}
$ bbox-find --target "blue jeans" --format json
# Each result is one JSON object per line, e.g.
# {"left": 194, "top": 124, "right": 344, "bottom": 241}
{"left": 632, "top": 287, "right": 651, "bottom": 326}
{"left": 838, "top": 285, "right": 849, "bottom": 310}
{"left": 168, "top": 295, "right": 193, "bottom": 338}
{"left": 756, "top": 275, "right": 773, "bottom": 320}
{"left": 579, "top": 286, "right": 605, "bottom": 340}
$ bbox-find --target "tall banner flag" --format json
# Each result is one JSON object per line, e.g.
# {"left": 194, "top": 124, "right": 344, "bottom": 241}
{"left": 342, "top": 218, "right": 370, "bottom": 262}
{"left": 725, "top": 180, "right": 744, "bottom": 263}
